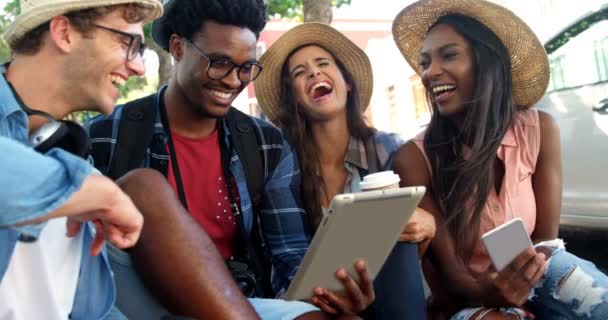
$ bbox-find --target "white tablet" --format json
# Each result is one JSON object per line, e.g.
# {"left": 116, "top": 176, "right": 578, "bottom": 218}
{"left": 284, "top": 186, "right": 425, "bottom": 301}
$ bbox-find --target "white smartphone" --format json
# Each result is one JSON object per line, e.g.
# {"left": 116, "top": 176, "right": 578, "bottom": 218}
{"left": 481, "top": 218, "right": 533, "bottom": 272}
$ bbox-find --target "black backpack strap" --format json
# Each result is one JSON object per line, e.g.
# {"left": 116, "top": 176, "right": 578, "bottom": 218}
{"left": 107, "top": 94, "right": 158, "bottom": 180}
{"left": 225, "top": 108, "right": 265, "bottom": 207}
{"left": 224, "top": 108, "right": 284, "bottom": 297}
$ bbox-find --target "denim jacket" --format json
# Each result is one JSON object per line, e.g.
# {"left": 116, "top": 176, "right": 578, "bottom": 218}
{"left": 0, "top": 72, "right": 114, "bottom": 319}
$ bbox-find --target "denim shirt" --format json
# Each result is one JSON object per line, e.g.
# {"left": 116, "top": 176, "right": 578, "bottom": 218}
{"left": 343, "top": 131, "right": 405, "bottom": 193}
{"left": 0, "top": 73, "right": 115, "bottom": 319}
{"left": 86, "top": 87, "right": 311, "bottom": 296}
{"left": 320, "top": 131, "right": 404, "bottom": 215}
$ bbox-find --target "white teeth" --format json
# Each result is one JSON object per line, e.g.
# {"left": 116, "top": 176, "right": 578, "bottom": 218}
{"left": 209, "top": 89, "right": 232, "bottom": 100}
{"left": 432, "top": 84, "right": 456, "bottom": 94}
{"left": 110, "top": 75, "right": 126, "bottom": 87}
{"left": 310, "top": 81, "right": 332, "bottom": 93}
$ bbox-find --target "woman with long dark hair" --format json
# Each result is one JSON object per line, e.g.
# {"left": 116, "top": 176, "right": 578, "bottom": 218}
{"left": 255, "top": 22, "right": 434, "bottom": 319}
{"left": 392, "top": 0, "right": 608, "bottom": 319}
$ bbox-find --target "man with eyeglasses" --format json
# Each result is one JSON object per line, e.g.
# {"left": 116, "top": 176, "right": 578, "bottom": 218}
{"left": 86, "top": 0, "right": 347, "bottom": 319}
{"left": 0, "top": 1, "right": 164, "bottom": 320}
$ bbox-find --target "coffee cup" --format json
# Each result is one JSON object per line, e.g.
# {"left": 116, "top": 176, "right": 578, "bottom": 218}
{"left": 359, "top": 170, "right": 401, "bottom": 191}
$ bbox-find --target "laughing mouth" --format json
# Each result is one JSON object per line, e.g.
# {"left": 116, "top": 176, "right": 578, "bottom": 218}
{"left": 111, "top": 75, "right": 126, "bottom": 88}
{"left": 209, "top": 89, "right": 233, "bottom": 101}
{"left": 432, "top": 84, "right": 456, "bottom": 99}
{"left": 310, "top": 81, "right": 333, "bottom": 100}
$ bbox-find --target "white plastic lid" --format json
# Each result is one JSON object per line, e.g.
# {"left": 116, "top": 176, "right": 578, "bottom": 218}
{"left": 359, "top": 170, "right": 401, "bottom": 190}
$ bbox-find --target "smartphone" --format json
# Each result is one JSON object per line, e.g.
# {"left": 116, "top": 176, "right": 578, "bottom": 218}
{"left": 481, "top": 218, "right": 533, "bottom": 272}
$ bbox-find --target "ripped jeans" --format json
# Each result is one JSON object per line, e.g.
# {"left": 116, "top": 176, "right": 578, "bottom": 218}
{"left": 452, "top": 242, "right": 608, "bottom": 320}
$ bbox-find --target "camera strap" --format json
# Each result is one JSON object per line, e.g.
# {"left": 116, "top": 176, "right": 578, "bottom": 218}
{"left": 158, "top": 98, "right": 189, "bottom": 211}
{"left": 159, "top": 99, "right": 249, "bottom": 251}
{"left": 217, "top": 121, "right": 271, "bottom": 297}
{"left": 159, "top": 101, "right": 269, "bottom": 296}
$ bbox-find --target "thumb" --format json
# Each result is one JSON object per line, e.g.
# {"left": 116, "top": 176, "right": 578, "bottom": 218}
{"left": 486, "top": 265, "right": 499, "bottom": 282}
{"left": 66, "top": 218, "right": 82, "bottom": 237}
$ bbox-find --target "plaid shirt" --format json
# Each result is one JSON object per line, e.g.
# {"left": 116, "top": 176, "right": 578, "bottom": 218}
{"left": 85, "top": 88, "right": 310, "bottom": 296}
{"left": 342, "top": 131, "right": 405, "bottom": 193}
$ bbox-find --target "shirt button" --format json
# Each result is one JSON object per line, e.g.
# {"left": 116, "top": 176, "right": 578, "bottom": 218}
{"left": 493, "top": 204, "right": 500, "bottom": 211}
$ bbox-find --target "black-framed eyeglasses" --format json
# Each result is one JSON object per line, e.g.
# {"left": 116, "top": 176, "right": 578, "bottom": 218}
{"left": 94, "top": 24, "right": 145, "bottom": 61}
{"left": 185, "top": 39, "right": 263, "bottom": 83}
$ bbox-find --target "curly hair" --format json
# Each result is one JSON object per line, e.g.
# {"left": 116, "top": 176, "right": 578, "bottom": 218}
{"left": 162, "top": 0, "right": 267, "bottom": 41}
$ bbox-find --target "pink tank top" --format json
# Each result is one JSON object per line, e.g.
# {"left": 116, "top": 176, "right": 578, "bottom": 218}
{"left": 413, "top": 109, "right": 541, "bottom": 277}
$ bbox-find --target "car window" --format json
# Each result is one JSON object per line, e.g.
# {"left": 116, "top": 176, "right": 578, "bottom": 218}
{"left": 547, "top": 20, "right": 608, "bottom": 92}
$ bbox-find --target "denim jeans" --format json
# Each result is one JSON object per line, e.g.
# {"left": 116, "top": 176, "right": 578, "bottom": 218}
{"left": 364, "top": 242, "right": 427, "bottom": 319}
{"left": 528, "top": 248, "right": 608, "bottom": 319}
{"left": 452, "top": 246, "right": 608, "bottom": 320}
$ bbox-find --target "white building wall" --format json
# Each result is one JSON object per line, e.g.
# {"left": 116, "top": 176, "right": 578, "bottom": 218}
{"left": 366, "top": 36, "right": 424, "bottom": 140}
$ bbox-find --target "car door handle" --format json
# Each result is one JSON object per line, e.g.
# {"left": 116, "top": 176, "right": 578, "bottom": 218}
{"left": 593, "top": 99, "right": 608, "bottom": 115}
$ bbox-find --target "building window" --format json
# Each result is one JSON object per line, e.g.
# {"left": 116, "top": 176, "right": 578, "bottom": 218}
{"left": 386, "top": 85, "right": 397, "bottom": 109}
{"left": 594, "top": 37, "right": 608, "bottom": 82}
{"left": 410, "top": 74, "right": 428, "bottom": 119}
{"left": 256, "top": 42, "right": 266, "bottom": 60}
{"left": 548, "top": 54, "right": 566, "bottom": 91}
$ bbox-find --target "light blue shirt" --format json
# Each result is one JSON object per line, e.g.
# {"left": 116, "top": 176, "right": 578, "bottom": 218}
{"left": 0, "top": 72, "right": 115, "bottom": 319}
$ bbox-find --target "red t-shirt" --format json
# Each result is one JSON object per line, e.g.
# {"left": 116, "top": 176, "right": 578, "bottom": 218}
{"left": 166, "top": 129, "right": 238, "bottom": 259}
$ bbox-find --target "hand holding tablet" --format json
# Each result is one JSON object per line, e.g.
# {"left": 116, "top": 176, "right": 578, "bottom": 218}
{"left": 284, "top": 171, "right": 425, "bottom": 301}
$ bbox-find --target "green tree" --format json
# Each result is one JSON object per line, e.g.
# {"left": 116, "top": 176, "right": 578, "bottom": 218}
{"left": 0, "top": 0, "right": 354, "bottom": 103}
{"left": 152, "top": 0, "right": 353, "bottom": 89}
{"left": 0, "top": 0, "right": 19, "bottom": 62}
{"left": 266, "top": 0, "right": 352, "bottom": 22}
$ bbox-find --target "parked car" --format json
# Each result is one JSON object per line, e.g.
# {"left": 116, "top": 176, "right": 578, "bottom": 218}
{"left": 536, "top": 4, "right": 608, "bottom": 229}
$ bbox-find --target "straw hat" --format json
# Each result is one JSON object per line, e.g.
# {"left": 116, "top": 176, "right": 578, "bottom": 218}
{"left": 255, "top": 22, "right": 373, "bottom": 123}
{"left": 392, "top": 0, "right": 549, "bottom": 108}
{"left": 4, "top": 0, "right": 164, "bottom": 46}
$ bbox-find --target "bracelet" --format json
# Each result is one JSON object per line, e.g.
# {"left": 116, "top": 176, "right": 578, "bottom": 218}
{"left": 474, "top": 308, "right": 495, "bottom": 320}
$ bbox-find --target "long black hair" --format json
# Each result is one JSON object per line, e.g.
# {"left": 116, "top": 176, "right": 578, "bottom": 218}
{"left": 423, "top": 14, "right": 517, "bottom": 259}
{"left": 276, "top": 44, "right": 374, "bottom": 228}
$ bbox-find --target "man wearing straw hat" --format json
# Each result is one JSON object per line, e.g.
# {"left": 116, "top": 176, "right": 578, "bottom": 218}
{"left": 0, "top": 0, "right": 163, "bottom": 319}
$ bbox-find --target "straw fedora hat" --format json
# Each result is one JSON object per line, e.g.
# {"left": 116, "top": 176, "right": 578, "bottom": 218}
{"left": 255, "top": 22, "right": 373, "bottom": 123}
{"left": 3, "top": 0, "right": 164, "bottom": 46}
{"left": 392, "top": 0, "right": 549, "bottom": 108}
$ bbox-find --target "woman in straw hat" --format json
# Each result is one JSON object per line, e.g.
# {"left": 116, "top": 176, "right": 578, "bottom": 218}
{"left": 391, "top": 0, "right": 608, "bottom": 319}
{"left": 255, "top": 22, "right": 434, "bottom": 319}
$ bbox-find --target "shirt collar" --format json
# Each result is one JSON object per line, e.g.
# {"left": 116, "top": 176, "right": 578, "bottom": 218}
{"left": 0, "top": 64, "right": 24, "bottom": 119}
{"left": 344, "top": 136, "right": 368, "bottom": 170}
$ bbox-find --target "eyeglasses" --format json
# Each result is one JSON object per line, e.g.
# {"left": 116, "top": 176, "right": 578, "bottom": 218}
{"left": 94, "top": 24, "right": 145, "bottom": 61}
{"left": 185, "top": 39, "right": 263, "bottom": 83}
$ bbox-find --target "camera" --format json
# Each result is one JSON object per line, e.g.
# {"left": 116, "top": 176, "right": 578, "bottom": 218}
{"left": 226, "top": 258, "right": 257, "bottom": 298}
